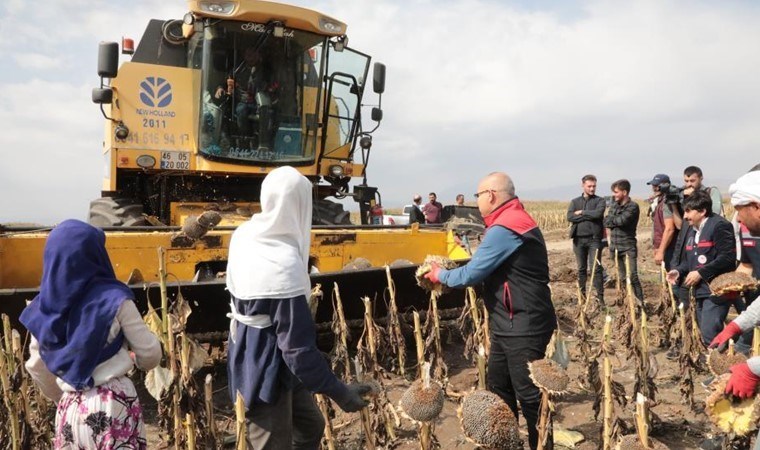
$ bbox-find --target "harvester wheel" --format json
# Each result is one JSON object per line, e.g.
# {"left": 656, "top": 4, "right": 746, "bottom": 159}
{"left": 313, "top": 199, "right": 352, "bottom": 225}
{"left": 88, "top": 197, "right": 150, "bottom": 227}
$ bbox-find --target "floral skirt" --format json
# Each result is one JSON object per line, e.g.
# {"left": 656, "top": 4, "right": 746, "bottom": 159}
{"left": 54, "top": 375, "right": 146, "bottom": 450}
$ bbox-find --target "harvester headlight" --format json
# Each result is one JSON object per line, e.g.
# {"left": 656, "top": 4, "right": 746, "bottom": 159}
{"left": 319, "top": 17, "right": 343, "bottom": 34}
{"left": 114, "top": 122, "right": 130, "bottom": 140}
{"left": 136, "top": 155, "right": 156, "bottom": 169}
{"left": 183, "top": 12, "right": 195, "bottom": 25}
{"left": 200, "top": 2, "right": 235, "bottom": 15}
{"left": 329, "top": 165, "right": 344, "bottom": 177}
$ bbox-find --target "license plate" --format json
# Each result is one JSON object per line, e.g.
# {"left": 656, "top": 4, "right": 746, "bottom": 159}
{"left": 160, "top": 151, "right": 190, "bottom": 170}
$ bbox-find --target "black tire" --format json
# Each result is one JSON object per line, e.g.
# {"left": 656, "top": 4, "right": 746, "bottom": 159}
{"left": 313, "top": 199, "right": 352, "bottom": 225}
{"left": 88, "top": 197, "right": 149, "bottom": 227}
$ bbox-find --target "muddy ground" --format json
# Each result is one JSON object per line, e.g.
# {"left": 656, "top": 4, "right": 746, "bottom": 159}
{"left": 140, "top": 228, "right": 742, "bottom": 449}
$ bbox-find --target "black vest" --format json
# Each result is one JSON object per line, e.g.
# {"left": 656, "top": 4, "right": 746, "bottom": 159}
{"left": 482, "top": 199, "right": 557, "bottom": 337}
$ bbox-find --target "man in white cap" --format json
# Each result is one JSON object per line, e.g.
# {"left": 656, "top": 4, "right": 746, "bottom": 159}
{"left": 729, "top": 171, "right": 760, "bottom": 238}
{"left": 707, "top": 170, "right": 760, "bottom": 400}
{"left": 733, "top": 164, "right": 760, "bottom": 356}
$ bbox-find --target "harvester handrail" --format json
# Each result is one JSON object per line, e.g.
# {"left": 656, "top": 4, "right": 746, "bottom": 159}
{"left": 0, "top": 226, "right": 55, "bottom": 236}
{"left": 0, "top": 224, "right": 446, "bottom": 235}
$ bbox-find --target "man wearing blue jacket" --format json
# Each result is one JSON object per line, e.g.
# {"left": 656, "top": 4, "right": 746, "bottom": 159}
{"left": 424, "top": 172, "right": 556, "bottom": 450}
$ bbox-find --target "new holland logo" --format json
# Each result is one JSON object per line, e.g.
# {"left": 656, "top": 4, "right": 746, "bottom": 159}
{"left": 139, "top": 77, "right": 172, "bottom": 108}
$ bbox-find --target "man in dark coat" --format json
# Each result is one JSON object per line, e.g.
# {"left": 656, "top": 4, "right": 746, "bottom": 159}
{"left": 666, "top": 189, "right": 737, "bottom": 346}
{"left": 604, "top": 179, "right": 644, "bottom": 303}
{"left": 567, "top": 174, "right": 606, "bottom": 304}
{"left": 409, "top": 194, "right": 425, "bottom": 224}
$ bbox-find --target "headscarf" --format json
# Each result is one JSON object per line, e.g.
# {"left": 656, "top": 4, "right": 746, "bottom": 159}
{"left": 729, "top": 171, "right": 760, "bottom": 206}
{"left": 226, "top": 166, "right": 313, "bottom": 299}
{"left": 19, "top": 220, "right": 132, "bottom": 390}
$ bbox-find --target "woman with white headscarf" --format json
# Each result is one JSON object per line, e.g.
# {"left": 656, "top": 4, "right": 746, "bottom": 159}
{"left": 226, "top": 166, "right": 369, "bottom": 449}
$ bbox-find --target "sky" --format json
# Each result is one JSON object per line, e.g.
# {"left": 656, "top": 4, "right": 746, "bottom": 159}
{"left": 2, "top": 0, "right": 760, "bottom": 224}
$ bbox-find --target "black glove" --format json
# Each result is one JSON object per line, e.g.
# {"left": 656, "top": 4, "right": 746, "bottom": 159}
{"left": 334, "top": 383, "right": 371, "bottom": 413}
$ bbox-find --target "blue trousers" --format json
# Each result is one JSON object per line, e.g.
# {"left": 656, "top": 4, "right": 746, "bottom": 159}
{"left": 694, "top": 296, "right": 742, "bottom": 346}
{"left": 736, "top": 292, "right": 757, "bottom": 355}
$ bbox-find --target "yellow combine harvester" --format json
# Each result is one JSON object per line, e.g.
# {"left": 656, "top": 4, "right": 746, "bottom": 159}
{"left": 91, "top": 0, "right": 385, "bottom": 226}
{"left": 0, "top": 0, "right": 476, "bottom": 334}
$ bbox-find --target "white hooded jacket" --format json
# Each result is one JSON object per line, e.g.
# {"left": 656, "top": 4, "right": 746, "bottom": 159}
{"left": 226, "top": 166, "right": 312, "bottom": 299}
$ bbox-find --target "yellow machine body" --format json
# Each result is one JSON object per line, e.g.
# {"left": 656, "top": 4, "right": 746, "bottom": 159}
{"left": 0, "top": 227, "right": 470, "bottom": 291}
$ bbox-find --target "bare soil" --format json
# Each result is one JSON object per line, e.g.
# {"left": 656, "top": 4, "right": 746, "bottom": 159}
{"left": 140, "top": 228, "right": 739, "bottom": 449}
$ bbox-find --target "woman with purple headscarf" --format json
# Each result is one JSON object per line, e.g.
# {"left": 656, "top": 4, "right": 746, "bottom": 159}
{"left": 21, "top": 219, "right": 162, "bottom": 449}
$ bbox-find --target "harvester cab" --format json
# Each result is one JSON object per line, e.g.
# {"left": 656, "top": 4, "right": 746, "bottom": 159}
{"left": 91, "top": 0, "right": 386, "bottom": 227}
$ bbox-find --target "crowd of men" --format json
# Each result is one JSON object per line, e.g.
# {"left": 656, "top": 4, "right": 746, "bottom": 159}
{"left": 405, "top": 192, "right": 470, "bottom": 226}
{"left": 568, "top": 166, "right": 759, "bottom": 351}
{"left": 411, "top": 164, "right": 760, "bottom": 450}
{"left": 567, "top": 165, "right": 760, "bottom": 448}
{"left": 409, "top": 192, "right": 454, "bottom": 224}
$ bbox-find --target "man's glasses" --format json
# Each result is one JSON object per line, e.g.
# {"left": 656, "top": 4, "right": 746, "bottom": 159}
{"left": 474, "top": 189, "right": 494, "bottom": 199}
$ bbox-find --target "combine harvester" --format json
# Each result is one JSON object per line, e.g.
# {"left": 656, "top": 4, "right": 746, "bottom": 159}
{"left": 0, "top": 0, "right": 481, "bottom": 336}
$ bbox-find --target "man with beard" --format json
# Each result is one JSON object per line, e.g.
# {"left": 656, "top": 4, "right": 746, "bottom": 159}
{"left": 567, "top": 174, "right": 606, "bottom": 305}
{"left": 706, "top": 170, "right": 760, "bottom": 450}
{"left": 647, "top": 174, "right": 679, "bottom": 269}
{"left": 604, "top": 179, "right": 644, "bottom": 304}
{"left": 666, "top": 190, "right": 736, "bottom": 346}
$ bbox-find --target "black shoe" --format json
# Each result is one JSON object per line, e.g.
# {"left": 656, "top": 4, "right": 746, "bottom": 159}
{"left": 698, "top": 436, "right": 724, "bottom": 450}
{"left": 665, "top": 347, "right": 679, "bottom": 361}
{"left": 701, "top": 375, "right": 716, "bottom": 388}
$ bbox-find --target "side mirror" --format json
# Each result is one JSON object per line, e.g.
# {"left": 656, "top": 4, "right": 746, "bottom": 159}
{"left": 371, "top": 107, "right": 383, "bottom": 122}
{"left": 373, "top": 62, "right": 386, "bottom": 94}
{"left": 92, "top": 88, "right": 113, "bottom": 104}
{"left": 98, "top": 42, "right": 119, "bottom": 78}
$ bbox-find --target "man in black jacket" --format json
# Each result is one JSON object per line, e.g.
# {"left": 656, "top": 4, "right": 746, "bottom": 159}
{"left": 666, "top": 189, "right": 737, "bottom": 345}
{"left": 567, "top": 174, "right": 606, "bottom": 304}
{"left": 604, "top": 179, "right": 644, "bottom": 303}
{"left": 409, "top": 194, "right": 425, "bottom": 225}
